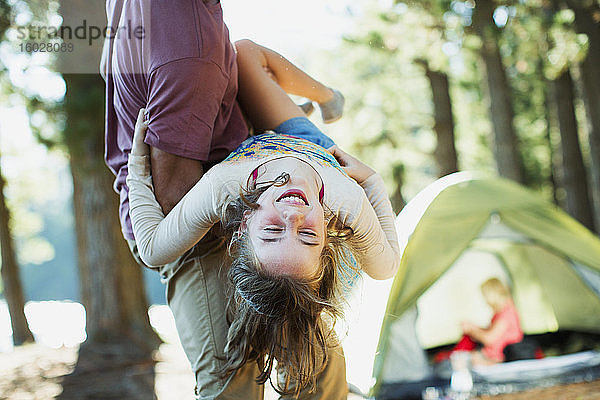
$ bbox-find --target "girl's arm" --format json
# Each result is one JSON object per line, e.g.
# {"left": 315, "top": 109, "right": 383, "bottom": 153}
{"left": 461, "top": 319, "right": 509, "bottom": 347}
{"left": 126, "top": 109, "right": 224, "bottom": 267}
{"left": 355, "top": 174, "right": 401, "bottom": 279}
{"left": 328, "top": 146, "right": 401, "bottom": 280}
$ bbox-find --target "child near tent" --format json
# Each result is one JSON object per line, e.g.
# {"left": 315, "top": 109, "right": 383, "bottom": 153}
{"left": 434, "top": 278, "right": 524, "bottom": 365}
{"left": 456, "top": 278, "right": 524, "bottom": 365}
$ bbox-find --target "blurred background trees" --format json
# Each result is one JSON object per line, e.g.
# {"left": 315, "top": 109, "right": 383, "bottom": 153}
{"left": 0, "top": 0, "right": 33, "bottom": 348}
{"left": 318, "top": 0, "right": 599, "bottom": 234}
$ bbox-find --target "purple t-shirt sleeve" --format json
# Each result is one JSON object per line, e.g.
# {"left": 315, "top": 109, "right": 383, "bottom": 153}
{"left": 144, "top": 58, "right": 229, "bottom": 161}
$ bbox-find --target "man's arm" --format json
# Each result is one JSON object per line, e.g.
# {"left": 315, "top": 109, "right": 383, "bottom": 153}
{"left": 150, "top": 147, "right": 204, "bottom": 214}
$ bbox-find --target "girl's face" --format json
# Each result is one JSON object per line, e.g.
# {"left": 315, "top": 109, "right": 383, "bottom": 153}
{"left": 243, "top": 157, "right": 327, "bottom": 279}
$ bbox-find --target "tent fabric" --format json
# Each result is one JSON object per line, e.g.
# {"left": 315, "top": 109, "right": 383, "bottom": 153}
{"left": 379, "top": 306, "right": 430, "bottom": 383}
{"left": 371, "top": 175, "right": 600, "bottom": 396}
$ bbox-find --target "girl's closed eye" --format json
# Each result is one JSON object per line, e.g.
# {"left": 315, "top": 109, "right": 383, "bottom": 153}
{"left": 264, "top": 226, "right": 283, "bottom": 232}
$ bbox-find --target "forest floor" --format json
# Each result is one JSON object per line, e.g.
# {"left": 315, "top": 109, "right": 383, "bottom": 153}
{"left": 473, "top": 380, "right": 600, "bottom": 400}
{"left": 0, "top": 341, "right": 197, "bottom": 400}
{"left": 0, "top": 341, "right": 362, "bottom": 399}
{"left": 1, "top": 342, "right": 599, "bottom": 399}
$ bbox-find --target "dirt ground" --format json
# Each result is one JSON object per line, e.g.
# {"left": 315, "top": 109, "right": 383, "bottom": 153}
{"left": 1, "top": 343, "right": 599, "bottom": 399}
{"left": 474, "top": 380, "right": 600, "bottom": 400}
{"left": 0, "top": 342, "right": 289, "bottom": 400}
{"left": 0, "top": 343, "right": 193, "bottom": 400}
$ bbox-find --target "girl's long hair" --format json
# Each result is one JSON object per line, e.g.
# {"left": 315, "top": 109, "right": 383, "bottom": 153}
{"left": 218, "top": 174, "right": 355, "bottom": 396}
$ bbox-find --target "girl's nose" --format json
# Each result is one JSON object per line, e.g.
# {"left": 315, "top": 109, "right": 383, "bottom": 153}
{"left": 283, "top": 208, "right": 304, "bottom": 226}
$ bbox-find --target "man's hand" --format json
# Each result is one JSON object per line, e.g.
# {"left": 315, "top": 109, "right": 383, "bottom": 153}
{"left": 327, "top": 145, "right": 376, "bottom": 184}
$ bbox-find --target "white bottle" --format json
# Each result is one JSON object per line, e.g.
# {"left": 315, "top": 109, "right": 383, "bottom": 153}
{"left": 449, "top": 351, "right": 473, "bottom": 397}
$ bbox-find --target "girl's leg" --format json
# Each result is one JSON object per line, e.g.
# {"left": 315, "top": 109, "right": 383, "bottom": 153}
{"left": 257, "top": 45, "right": 334, "bottom": 104}
{"left": 235, "top": 39, "right": 335, "bottom": 133}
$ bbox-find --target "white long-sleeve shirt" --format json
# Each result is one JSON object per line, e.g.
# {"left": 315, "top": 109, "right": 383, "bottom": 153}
{"left": 126, "top": 134, "right": 400, "bottom": 280}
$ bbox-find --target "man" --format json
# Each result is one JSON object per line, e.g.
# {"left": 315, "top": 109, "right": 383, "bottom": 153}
{"left": 102, "top": 1, "right": 347, "bottom": 398}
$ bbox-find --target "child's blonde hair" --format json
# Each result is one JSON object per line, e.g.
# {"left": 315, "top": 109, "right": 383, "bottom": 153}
{"left": 481, "top": 277, "right": 512, "bottom": 312}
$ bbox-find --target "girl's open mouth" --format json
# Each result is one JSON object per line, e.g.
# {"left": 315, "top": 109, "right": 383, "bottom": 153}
{"left": 276, "top": 189, "right": 309, "bottom": 206}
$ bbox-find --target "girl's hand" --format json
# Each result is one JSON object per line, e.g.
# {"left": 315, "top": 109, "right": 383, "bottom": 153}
{"left": 327, "top": 145, "right": 376, "bottom": 184}
{"left": 132, "top": 108, "right": 150, "bottom": 156}
{"left": 461, "top": 320, "right": 476, "bottom": 335}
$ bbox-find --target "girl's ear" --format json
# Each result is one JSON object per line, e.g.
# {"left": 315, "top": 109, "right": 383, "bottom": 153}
{"left": 237, "top": 210, "right": 252, "bottom": 238}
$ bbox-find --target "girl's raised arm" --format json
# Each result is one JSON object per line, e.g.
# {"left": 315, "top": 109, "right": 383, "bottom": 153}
{"left": 328, "top": 145, "right": 401, "bottom": 280}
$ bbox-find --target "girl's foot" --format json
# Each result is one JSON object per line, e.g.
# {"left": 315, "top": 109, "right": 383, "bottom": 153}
{"left": 319, "top": 89, "right": 345, "bottom": 123}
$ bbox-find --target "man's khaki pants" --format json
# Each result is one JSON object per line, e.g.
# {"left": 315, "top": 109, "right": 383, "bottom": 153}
{"left": 128, "top": 234, "right": 348, "bottom": 399}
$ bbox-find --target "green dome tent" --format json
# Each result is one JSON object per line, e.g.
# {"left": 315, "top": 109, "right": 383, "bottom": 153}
{"left": 371, "top": 173, "right": 600, "bottom": 396}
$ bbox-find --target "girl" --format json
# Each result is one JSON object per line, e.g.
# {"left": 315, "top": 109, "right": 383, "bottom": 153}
{"left": 459, "top": 278, "right": 523, "bottom": 365}
{"left": 127, "top": 39, "right": 400, "bottom": 395}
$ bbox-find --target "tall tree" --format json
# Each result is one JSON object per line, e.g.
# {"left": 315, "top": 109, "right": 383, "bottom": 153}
{"left": 471, "top": 0, "right": 525, "bottom": 183}
{"left": 47, "top": 0, "right": 160, "bottom": 397}
{"left": 552, "top": 69, "right": 595, "bottom": 230}
{"left": 0, "top": 154, "right": 34, "bottom": 346}
{"left": 390, "top": 164, "right": 407, "bottom": 213}
{"left": 0, "top": 0, "right": 34, "bottom": 349}
{"left": 540, "top": 68, "right": 560, "bottom": 205}
{"left": 415, "top": 59, "right": 459, "bottom": 177}
{"left": 388, "top": 1, "right": 460, "bottom": 178}
{"left": 539, "top": 0, "right": 595, "bottom": 229}
{"left": 567, "top": 0, "right": 600, "bottom": 232}
{"left": 334, "top": 1, "right": 462, "bottom": 198}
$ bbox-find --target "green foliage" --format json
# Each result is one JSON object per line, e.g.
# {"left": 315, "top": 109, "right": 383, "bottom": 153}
{"left": 312, "top": 0, "right": 592, "bottom": 204}
{"left": 0, "top": 0, "right": 10, "bottom": 38}
{"left": 544, "top": 9, "right": 587, "bottom": 78}
{"left": 1, "top": 0, "right": 66, "bottom": 150}
{"left": 312, "top": 0, "right": 485, "bottom": 196}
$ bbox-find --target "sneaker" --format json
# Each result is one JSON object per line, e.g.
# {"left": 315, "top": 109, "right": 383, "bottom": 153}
{"left": 298, "top": 101, "right": 314, "bottom": 117}
{"left": 319, "top": 89, "right": 345, "bottom": 123}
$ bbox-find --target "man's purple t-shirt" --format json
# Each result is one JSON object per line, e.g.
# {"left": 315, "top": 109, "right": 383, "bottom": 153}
{"left": 103, "top": 0, "right": 248, "bottom": 239}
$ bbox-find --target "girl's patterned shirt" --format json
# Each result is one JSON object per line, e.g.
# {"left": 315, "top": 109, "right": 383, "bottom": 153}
{"left": 224, "top": 134, "right": 349, "bottom": 178}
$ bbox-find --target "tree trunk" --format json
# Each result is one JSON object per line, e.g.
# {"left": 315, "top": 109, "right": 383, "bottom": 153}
{"left": 58, "top": 74, "right": 159, "bottom": 400}
{"left": 0, "top": 0, "right": 31, "bottom": 350}
{"left": 416, "top": 60, "right": 459, "bottom": 178}
{"left": 541, "top": 2, "right": 561, "bottom": 206}
{"left": 0, "top": 157, "right": 34, "bottom": 346}
{"left": 542, "top": 74, "right": 560, "bottom": 206}
{"left": 552, "top": 70, "right": 595, "bottom": 230}
{"left": 390, "top": 164, "right": 406, "bottom": 214}
{"left": 472, "top": 0, "right": 524, "bottom": 183}
{"left": 569, "top": 1, "right": 600, "bottom": 233}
